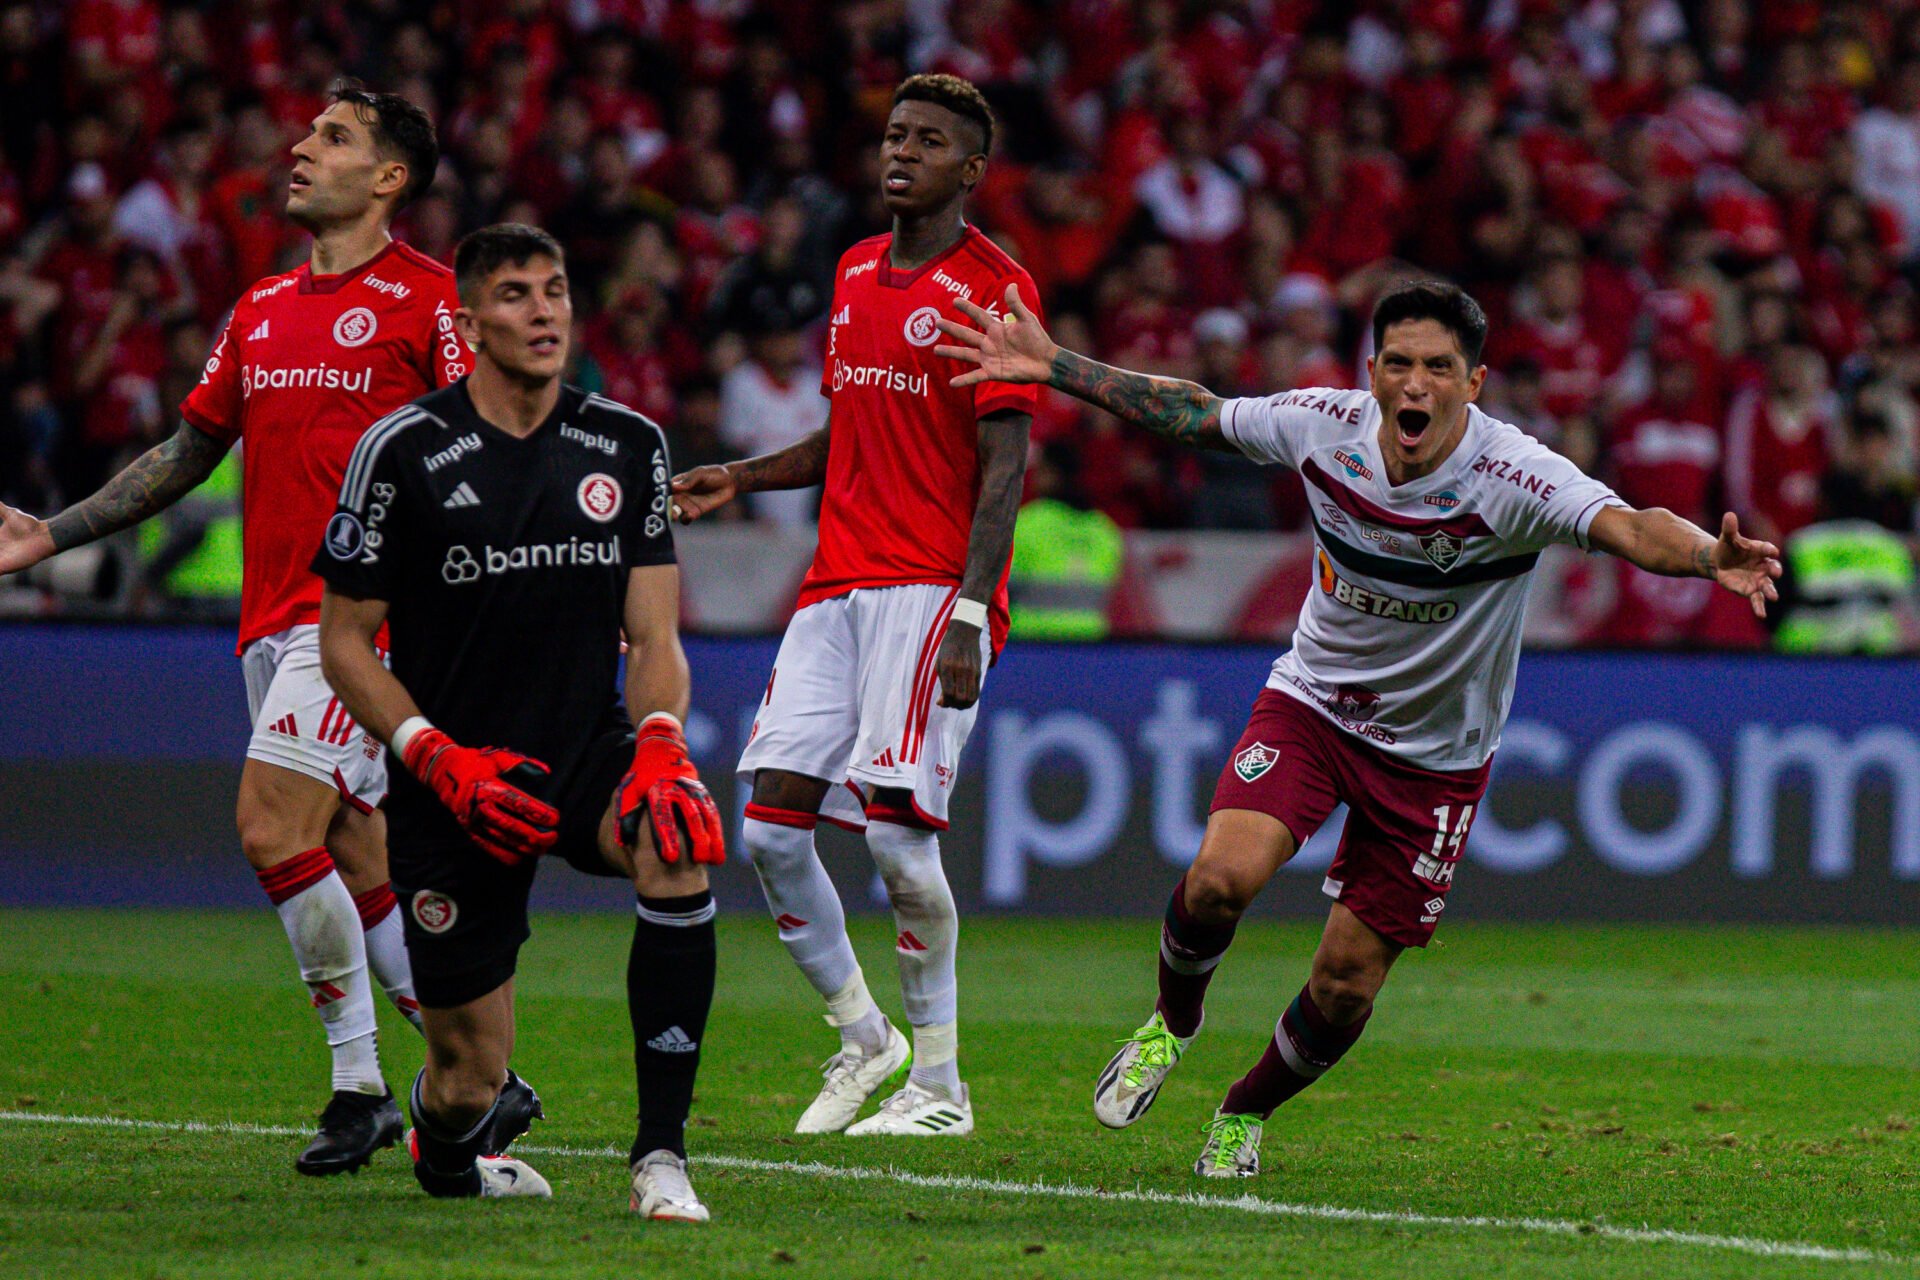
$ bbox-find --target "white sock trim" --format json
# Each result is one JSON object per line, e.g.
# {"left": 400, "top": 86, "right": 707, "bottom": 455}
{"left": 824, "top": 969, "right": 879, "bottom": 1028}
{"left": 911, "top": 1020, "right": 957, "bottom": 1068}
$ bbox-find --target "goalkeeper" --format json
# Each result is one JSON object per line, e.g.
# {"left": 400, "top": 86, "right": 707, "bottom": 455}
{"left": 312, "top": 224, "right": 723, "bottom": 1220}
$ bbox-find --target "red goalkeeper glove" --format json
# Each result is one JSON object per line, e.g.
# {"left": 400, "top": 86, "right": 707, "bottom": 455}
{"left": 617, "top": 713, "right": 725, "bottom": 865}
{"left": 401, "top": 726, "right": 559, "bottom": 867}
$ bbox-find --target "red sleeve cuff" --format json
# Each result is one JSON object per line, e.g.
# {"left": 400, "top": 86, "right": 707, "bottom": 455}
{"left": 974, "top": 382, "right": 1039, "bottom": 420}
{"left": 179, "top": 402, "right": 239, "bottom": 443}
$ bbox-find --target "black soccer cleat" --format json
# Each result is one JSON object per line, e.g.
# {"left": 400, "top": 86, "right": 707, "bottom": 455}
{"left": 296, "top": 1087, "right": 404, "bottom": 1176}
{"left": 482, "top": 1068, "right": 544, "bottom": 1155}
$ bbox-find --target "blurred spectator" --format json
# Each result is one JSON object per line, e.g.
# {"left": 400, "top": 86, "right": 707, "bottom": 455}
{"left": 1606, "top": 338, "right": 1721, "bottom": 521}
{"left": 716, "top": 324, "right": 824, "bottom": 527}
{"left": 1007, "top": 442, "right": 1123, "bottom": 641}
{"left": 1725, "top": 344, "right": 1839, "bottom": 543}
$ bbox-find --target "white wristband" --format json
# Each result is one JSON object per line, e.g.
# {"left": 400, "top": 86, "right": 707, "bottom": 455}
{"left": 950, "top": 597, "right": 989, "bottom": 630}
{"left": 638, "top": 711, "right": 683, "bottom": 732}
{"left": 390, "top": 715, "right": 434, "bottom": 758}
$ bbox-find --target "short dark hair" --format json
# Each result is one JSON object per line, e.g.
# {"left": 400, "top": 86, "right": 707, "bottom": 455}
{"left": 892, "top": 73, "right": 994, "bottom": 155}
{"left": 1371, "top": 280, "right": 1489, "bottom": 366}
{"left": 327, "top": 78, "right": 438, "bottom": 210}
{"left": 454, "top": 223, "right": 565, "bottom": 303}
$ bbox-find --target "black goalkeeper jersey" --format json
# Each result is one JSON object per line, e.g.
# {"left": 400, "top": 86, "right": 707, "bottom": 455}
{"left": 312, "top": 378, "right": 675, "bottom": 846}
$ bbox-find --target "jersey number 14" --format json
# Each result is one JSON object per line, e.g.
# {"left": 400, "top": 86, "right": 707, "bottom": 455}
{"left": 1412, "top": 804, "right": 1476, "bottom": 887}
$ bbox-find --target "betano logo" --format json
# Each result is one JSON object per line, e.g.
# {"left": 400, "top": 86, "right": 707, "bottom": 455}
{"left": 1316, "top": 548, "right": 1458, "bottom": 623}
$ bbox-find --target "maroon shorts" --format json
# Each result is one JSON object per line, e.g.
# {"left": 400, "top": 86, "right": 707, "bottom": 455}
{"left": 1209, "top": 688, "right": 1492, "bottom": 948}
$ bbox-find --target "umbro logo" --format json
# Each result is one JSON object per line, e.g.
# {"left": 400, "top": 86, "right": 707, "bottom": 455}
{"left": 443, "top": 482, "right": 481, "bottom": 509}
{"left": 246, "top": 319, "right": 269, "bottom": 342}
{"left": 646, "top": 1026, "right": 699, "bottom": 1054}
{"left": 267, "top": 713, "right": 298, "bottom": 738}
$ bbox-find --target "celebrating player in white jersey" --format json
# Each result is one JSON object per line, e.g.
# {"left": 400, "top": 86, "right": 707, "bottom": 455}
{"left": 0, "top": 83, "right": 549, "bottom": 1175}
{"left": 937, "top": 279, "right": 1781, "bottom": 1177}
{"left": 671, "top": 74, "right": 1037, "bottom": 1137}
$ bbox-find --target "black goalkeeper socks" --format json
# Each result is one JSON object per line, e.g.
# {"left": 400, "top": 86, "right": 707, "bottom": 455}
{"left": 408, "top": 1068, "right": 497, "bottom": 1198}
{"left": 628, "top": 890, "right": 717, "bottom": 1162}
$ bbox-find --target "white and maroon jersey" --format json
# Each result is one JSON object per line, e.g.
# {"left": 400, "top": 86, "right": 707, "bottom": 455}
{"left": 1223, "top": 388, "right": 1625, "bottom": 769}
{"left": 801, "top": 225, "right": 1042, "bottom": 653}
{"left": 182, "top": 241, "right": 471, "bottom": 652}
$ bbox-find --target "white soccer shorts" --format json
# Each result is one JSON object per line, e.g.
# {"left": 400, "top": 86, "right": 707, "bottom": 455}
{"left": 737, "top": 583, "right": 990, "bottom": 830}
{"left": 240, "top": 623, "right": 387, "bottom": 813}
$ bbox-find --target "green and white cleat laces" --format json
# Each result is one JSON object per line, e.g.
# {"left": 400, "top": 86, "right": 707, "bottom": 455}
{"left": 1193, "top": 1111, "right": 1262, "bottom": 1178}
{"left": 1093, "top": 1010, "right": 1196, "bottom": 1129}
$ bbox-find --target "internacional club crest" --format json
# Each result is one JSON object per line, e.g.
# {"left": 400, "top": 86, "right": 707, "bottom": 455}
{"left": 578, "top": 473, "right": 623, "bottom": 522}
{"left": 903, "top": 306, "right": 942, "bottom": 346}
{"left": 333, "top": 306, "right": 378, "bottom": 348}
{"left": 1233, "top": 741, "right": 1278, "bottom": 783}
{"left": 1419, "top": 530, "right": 1463, "bottom": 571}
{"left": 411, "top": 891, "right": 457, "bottom": 934}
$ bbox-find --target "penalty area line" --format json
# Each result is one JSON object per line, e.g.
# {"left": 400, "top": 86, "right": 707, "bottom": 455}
{"left": 0, "top": 1109, "right": 1900, "bottom": 1266}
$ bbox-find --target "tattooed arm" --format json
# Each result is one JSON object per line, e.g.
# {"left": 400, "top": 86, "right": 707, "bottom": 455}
{"left": 668, "top": 414, "right": 831, "bottom": 523}
{"left": 0, "top": 420, "right": 230, "bottom": 574}
{"left": 936, "top": 408, "right": 1030, "bottom": 709}
{"left": 1588, "top": 507, "right": 1783, "bottom": 618}
{"left": 935, "top": 286, "right": 1237, "bottom": 453}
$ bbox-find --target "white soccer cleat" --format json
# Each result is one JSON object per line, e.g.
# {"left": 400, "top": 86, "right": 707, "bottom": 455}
{"left": 795, "top": 1020, "right": 911, "bottom": 1134}
{"left": 1094, "top": 1010, "right": 1196, "bottom": 1129}
{"left": 1193, "top": 1111, "right": 1262, "bottom": 1178}
{"left": 629, "top": 1149, "right": 710, "bottom": 1222}
{"left": 476, "top": 1155, "right": 553, "bottom": 1197}
{"left": 844, "top": 1079, "right": 973, "bottom": 1136}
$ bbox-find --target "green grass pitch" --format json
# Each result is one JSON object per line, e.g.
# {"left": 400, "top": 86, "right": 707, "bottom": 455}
{"left": 0, "top": 908, "right": 1914, "bottom": 1279}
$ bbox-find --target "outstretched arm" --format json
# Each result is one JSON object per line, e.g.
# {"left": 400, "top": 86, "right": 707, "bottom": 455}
{"left": 1588, "top": 507, "right": 1784, "bottom": 618}
{"left": 669, "top": 414, "right": 831, "bottom": 523}
{"left": 936, "top": 285, "right": 1235, "bottom": 453}
{"left": 0, "top": 420, "right": 229, "bottom": 574}
{"left": 936, "top": 408, "right": 1030, "bottom": 709}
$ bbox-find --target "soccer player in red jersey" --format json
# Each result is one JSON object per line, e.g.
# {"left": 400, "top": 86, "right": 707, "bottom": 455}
{"left": 0, "top": 82, "right": 539, "bottom": 1175}
{"left": 672, "top": 74, "right": 1037, "bottom": 1137}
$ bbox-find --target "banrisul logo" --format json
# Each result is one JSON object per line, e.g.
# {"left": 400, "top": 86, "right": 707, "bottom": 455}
{"left": 1233, "top": 742, "right": 1278, "bottom": 783}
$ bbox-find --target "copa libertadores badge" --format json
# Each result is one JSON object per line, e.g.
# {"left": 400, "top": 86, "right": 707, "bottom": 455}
{"left": 1233, "top": 742, "right": 1277, "bottom": 782}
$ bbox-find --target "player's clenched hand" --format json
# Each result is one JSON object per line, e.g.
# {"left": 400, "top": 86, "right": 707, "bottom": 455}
{"left": 617, "top": 713, "right": 725, "bottom": 865}
{"left": 935, "top": 619, "right": 983, "bottom": 710}
{"left": 0, "top": 502, "right": 55, "bottom": 576}
{"left": 402, "top": 728, "right": 559, "bottom": 867}
{"left": 1710, "top": 512, "right": 1784, "bottom": 618}
{"left": 668, "top": 465, "right": 737, "bottom": 524}
{"left": 934, "top": 284, "right": 1056, "bottom": 389}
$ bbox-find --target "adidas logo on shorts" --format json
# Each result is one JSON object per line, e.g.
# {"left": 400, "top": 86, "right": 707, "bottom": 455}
{"left": 646, "top": 1026, "right": 698, "bottom": 1054}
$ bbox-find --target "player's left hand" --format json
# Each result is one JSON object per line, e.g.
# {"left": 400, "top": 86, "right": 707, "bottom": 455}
{"left": 936, "top": 619, "right": 983, "bottom": 709}
{"left": 617, "top": 713, "right": 725, "bottom": 864}
{"left": 934, "top": 284, "right": 1056, "bottom": 388}
{"left": 1709, "top": 512, "right": 1784, "bottom": 618}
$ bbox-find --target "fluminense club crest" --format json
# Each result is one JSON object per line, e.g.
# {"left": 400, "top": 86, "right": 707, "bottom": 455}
{"left": 1419, "top": 530, "right": 1463, "bottom": 571}
{"left": 1233, "top": 742, "right": 1278, "bottom": 782}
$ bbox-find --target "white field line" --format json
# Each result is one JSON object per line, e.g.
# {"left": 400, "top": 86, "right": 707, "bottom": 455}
{"left": 0, "top": 1109, "right": 1904, "bottom": 1267}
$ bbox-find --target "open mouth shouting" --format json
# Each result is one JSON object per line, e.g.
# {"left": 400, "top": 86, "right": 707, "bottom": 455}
{"left": 1395, "top": 407, "right": 1432, "bottom": 451}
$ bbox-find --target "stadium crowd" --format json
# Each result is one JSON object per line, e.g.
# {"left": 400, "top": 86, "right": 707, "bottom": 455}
{"left": 1, "top": 0, "right": 1917, "bottom": 645}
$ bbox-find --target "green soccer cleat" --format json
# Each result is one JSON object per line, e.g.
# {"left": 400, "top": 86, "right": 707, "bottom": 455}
{"left": 1193, "top": 1110, "right": 1262, "bottom": 1178}
{"left": 1093, "top": 1011, "right": 1195, "bottom": 1129}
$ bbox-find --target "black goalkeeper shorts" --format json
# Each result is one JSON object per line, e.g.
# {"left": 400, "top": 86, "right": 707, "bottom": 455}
{"left": 393, "top": 726, "right": 634, "bottom": 1009}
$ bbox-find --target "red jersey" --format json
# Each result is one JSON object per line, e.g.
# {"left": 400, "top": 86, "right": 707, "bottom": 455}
{"left": 800, "top": 226, "right": 1041, "bottom": 652}
{"left": 181, "top": 240, "right": 471, "bottom": 652}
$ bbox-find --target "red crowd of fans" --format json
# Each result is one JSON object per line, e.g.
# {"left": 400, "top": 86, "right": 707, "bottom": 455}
{"left": 1, "top": 0, "right": 1917, "bottom": 643}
